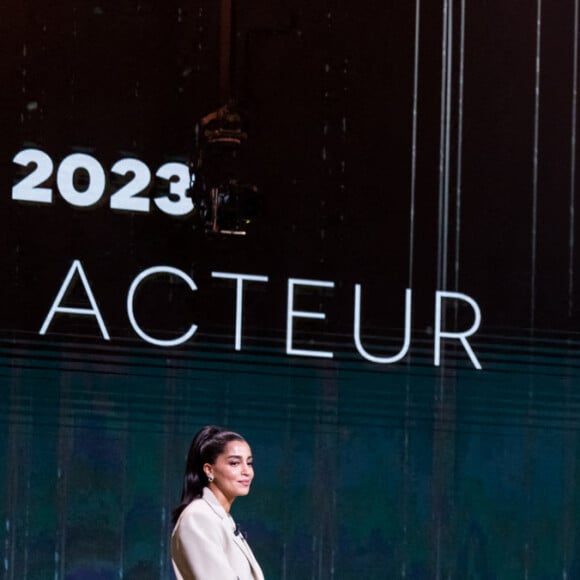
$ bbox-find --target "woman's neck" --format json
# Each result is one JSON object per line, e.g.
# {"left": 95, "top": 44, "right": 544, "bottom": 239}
{"left": 208, "top": 483, "right": 235, "bottom": 513}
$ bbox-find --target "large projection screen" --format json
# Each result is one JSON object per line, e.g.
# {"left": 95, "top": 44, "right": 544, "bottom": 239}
{"left": 2, "top": 1, "right": 580, "bottom": 578}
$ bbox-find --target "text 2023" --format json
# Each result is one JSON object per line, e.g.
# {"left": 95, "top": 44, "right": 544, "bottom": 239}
{"left": 12, "top": 148, "right": 195, "bottom": 216}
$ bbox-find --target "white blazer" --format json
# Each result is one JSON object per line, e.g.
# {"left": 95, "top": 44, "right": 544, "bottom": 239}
{"left": 171, "top": 487, "right": 265, "bottom": 580}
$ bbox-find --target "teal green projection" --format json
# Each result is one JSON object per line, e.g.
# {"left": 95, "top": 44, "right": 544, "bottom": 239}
{"left": 2, "top": 336, "right": 580, "bottom": 579}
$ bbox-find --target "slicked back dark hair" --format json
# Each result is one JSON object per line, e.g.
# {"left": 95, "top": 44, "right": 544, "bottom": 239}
{"left": 171, "top": 425, "right": 245, "bottom": 526}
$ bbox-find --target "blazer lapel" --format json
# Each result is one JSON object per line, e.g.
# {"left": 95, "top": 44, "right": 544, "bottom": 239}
{"left": 231, "top": 532, "right": 263, "bottom": 580}
{"left": 201, "top": 487, "right": 263, "bottom": 580}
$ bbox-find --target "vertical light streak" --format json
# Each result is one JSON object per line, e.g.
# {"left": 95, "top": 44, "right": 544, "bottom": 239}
{"left": 454, "top": 0, "right": 466, "bottom": 292}
{"left": 562, "top": 10, "right": 580, "bottom": 572}
{"left": 409, "top": 0, "right": 421, "bottom": 289}
{"left": 435, "top": 4, "right": 453, "bottom": 576}
{"left": 4, "top": 369, "right": 23, "bottom": 580}
{"left": 159, "top": 377, "right": 175, "bottom": 580}
{"left": 569, "top": 0, "right": 579, "bottom": 317}
{"left": 525, "top": 12, "right": 542, "bottom": 578}
{"left": 405, "top": 5, "right": 421, "bottom": 575}
{"left": 118, "top": 412, "right": 129, "bottom": 580}
{"left": 531, "top": 0, "right": 542, "bottom": 328}
{"left": 443, "top": 0, "right": 454, "bottom": 293}
{"left": 23, "top": 471, "right": 30, "bottom": 579}
{"left": 53, "top": 369, "right": 75, "bottom": 580}
{"left": 438, "top": 0, "right": 454, "bottom": 294}
{"left": 437, "top": 0, "right": 450, "bottom": 292}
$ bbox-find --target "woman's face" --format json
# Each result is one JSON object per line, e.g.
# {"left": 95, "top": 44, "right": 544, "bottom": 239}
{"left": 206, "top": 440, "right": 254, "bottom": 505}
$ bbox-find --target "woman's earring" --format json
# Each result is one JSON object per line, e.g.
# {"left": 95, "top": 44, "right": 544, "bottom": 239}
{"left": 207, "top": 474, "right": 214, "bottom": 483}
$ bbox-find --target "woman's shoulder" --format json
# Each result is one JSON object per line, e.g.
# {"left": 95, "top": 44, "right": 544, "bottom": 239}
{"left": 173, "top": 497, "right": 214, "bottom": 537}
{"left": 172, "top": 493, "right": 231, "bottom": 544}
{"left": 177, "top": 489, "right": 225, "bottom": 524}
{"left": 180, "top": 495, "right": 213, "bottom": 519}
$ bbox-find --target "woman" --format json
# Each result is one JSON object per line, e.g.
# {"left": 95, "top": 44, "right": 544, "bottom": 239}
{"left": 171, "top": 425, "right": 265, "bottom": 580}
